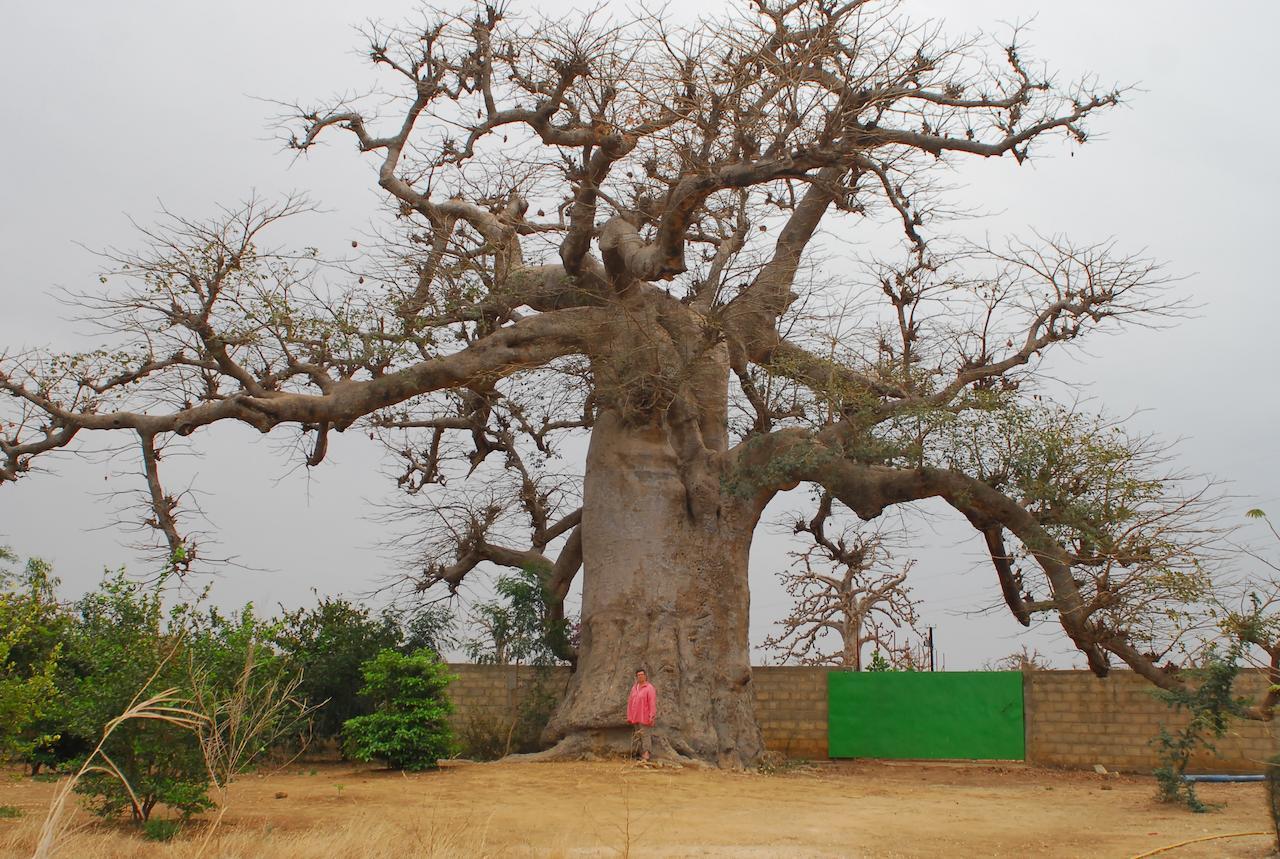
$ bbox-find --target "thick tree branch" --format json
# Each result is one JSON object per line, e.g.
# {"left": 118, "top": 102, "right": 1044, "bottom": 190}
{"left": 732, "top": 430, "right": 1183, "bottom": 690}
{"left": 1, "top": 307, "right": 607, "bottom": 446}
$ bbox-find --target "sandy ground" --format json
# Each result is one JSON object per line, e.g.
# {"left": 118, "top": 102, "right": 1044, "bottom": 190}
{"left": 0, "top": 758, "right": 1275, "bottom": 858}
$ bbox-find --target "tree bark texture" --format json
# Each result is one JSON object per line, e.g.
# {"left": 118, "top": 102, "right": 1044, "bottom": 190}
{"left": 543, "top": 411, "right": 765, "bottom": 767}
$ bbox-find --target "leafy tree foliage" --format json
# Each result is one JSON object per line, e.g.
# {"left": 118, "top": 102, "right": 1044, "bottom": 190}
{"left": 926, "top": 400, "right": 1218, "bottom": 670}
{"left": 0, "top": 549, "right": 64, "bottom": 762}
{"left": 58, "top": 571, "right": 215, "bottom": 821}
{"left": 17, "top": 569, "right": 301, "bottom": 822}
{"left": 183, "top": 601, "right": 311, "bottom": 792}
{"left": 274, "top": 596, "right": 405, "bottom": 742}
{"left": 464, "top": 567, "right": 573, "bottom": 667}
{"left": 1, "top": 549, "right": 469, "bottom": 818}
{"left": 342, "top": 648, "right": 456, "bottom": 771}
{"left": 400, "top": 603, "right": 458, "bottom": 656}
{"left": 274, "top": 596, "right": 460, "bottom": 742}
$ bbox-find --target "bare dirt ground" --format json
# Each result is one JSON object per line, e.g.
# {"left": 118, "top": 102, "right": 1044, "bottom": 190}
{"left": 0, "top": 758, "right": 1274, "bottom": 858}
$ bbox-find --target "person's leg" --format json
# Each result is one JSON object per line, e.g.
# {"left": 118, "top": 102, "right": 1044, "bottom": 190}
{"left": 639, "top": 724, "right": 651, "bottom": 761}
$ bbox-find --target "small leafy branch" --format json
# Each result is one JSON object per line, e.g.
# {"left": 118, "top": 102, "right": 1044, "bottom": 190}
{"left": 1151, "top": 644, "right": 1248, "bottom": 812}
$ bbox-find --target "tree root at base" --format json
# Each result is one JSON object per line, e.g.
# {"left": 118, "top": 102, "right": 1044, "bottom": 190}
{"left": 503, "top": 734, "right": 726, "bottom": 768}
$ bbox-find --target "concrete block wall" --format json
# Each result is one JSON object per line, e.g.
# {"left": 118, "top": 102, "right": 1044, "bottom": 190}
{"left": 752, "top": 666, "right": 829, "bottom": 759}
{"left": 1024, "top": 669, "right": 1275, "bottom": 773}
{"left": 445, "top": 663, "right": 571, "bottom": 734}
{"left": 443, "top": 664, "right": 1278, "bottom": 772}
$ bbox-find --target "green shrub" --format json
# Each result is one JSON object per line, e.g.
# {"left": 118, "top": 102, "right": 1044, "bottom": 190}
{"left": 62, "top": 572, "right": 214, "bottom": 822}
{"left": 1150, "top": 646, "right": 1246, "bottom": 813}
{"left": 464, "top": 567, "right": 573, "bottom": 667}
{"left": 56, "top": 574, "right": 298, "bottom": 823}
{"left": 142, "top": 818, "right": 182, "bottom": 842}
{"left": 342, "top": 648, "right": 455, "bottom": 770}
{"left": 183, "top": 601, "right": 310, "bottom": 785}
{"left": 0, "top": 805, "right": 22, "bottom": 819}
{"left": 0, "top": 550, "right": 65, "bottom": 764}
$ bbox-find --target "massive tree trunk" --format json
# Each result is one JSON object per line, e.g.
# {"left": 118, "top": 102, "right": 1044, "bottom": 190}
{"left": 542, "top": 410, "right": 765, "bottom": 767}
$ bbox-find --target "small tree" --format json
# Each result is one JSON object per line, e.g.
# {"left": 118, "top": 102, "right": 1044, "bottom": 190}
{"left": 60, "top": 572, "right": 215, "bottom": 822}
{"left": 1151, "top": 645, "right": 1248, "bottom": 812}
{"left": 765, "top": 493, "right": 923, "bottom": 670}
{"left": 0, "top": 549, "right": 64, "bottom": 763}
{"left": 1218, "top": 510, "right": 1280, "bottom": 715}
{"left": 1139, "top": 511, "right": 1280, "bottom": 814}
{"left": 465, "top": 567, "right": 572, "bottom": 667}
{"left": 342, "top": 648, "right": 455, "bottom": 771}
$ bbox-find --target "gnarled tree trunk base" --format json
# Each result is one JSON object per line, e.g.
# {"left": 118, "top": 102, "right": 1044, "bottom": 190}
{"left": 510, "top": 734, "right": 712, "bottom": 768}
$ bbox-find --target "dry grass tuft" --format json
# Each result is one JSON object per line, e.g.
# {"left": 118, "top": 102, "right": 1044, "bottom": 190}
{"left": 28, "top": 685, "right": 207, "bottom": 858}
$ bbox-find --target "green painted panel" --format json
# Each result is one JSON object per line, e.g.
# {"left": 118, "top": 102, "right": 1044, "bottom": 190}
{"left": 827, "top": 671, "right": 1024, "bottom": 760}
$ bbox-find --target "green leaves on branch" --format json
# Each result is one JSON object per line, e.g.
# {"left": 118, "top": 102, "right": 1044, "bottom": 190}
{"left": 273, "top": 596, "right": 457, "bottom": 741}
{"left": 1152, "top": 644, "right": 1249, "bottom": 812}
{"left": 1, "top": 564, "right": 310, "bottom": 823}
{"left": 463, "top": 566, "right": 573, "bottom": 666}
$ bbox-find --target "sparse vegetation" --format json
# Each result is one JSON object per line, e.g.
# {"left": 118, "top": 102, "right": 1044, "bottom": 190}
{"left": 1151, "top": 646, "right": 1247, "bottom": 812}
{"left": 0, "top": 759, "right": 1272, "bottom": 858}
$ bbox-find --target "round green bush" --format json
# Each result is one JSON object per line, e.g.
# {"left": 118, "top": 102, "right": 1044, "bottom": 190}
{"left": 341, "top": 648, "right": 456, "bottom": 771}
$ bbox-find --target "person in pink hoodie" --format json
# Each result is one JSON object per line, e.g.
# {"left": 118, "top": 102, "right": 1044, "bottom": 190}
{"left": 626, "top": 669, "right": 657, "bottom": 761}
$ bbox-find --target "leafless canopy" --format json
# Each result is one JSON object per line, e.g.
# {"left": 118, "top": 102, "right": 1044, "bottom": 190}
{"left": 765, "top": 492, "right": 923, "bottom": 669}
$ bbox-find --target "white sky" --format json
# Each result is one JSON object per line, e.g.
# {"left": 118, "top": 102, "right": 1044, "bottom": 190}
{"left": 1, "top": 1, "right": 1277, "bottom": 668}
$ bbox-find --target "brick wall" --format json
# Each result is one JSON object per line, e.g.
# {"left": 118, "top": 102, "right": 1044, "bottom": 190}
{"left": 1024, "top": 669, "right": 1275, "bottom": 774}
{"left": 752, "top": 666, "right": 829, "bottom": 759}
{"left": 445, "top": 663, "right": 571, "bottom": 735}
{"left": 443, "top": 664, "right": 1277, "bottom": 772}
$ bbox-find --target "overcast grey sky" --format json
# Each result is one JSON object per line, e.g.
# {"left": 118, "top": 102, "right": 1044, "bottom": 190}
{"left": 2, "top": 1, "right": 1277, "bottom": 668}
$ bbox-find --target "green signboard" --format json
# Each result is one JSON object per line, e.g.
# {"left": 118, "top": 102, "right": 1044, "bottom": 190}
{"left": 827, "top": 671, "right": 1025, "bottom": 760}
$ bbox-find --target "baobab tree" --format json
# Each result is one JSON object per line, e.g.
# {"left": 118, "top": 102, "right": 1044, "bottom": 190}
{"left": 0, "top": 1, "right": 1212, "bottom": 765}
{"left": 1210, "top": 510, "right": 1280, "bottom": 719}
{"left": 765, "top": 492, "right": 923, "bottom": 670}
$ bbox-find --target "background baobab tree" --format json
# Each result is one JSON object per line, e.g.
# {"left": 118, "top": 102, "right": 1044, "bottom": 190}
{"left": 0, "top": 0, "right": 1217, "bottom": 765}
{"left": 764, "top": 492, "right": 923, "bottom": 670}
{"left": 1206, "top": 510, "right": 1280, "bottom": 720}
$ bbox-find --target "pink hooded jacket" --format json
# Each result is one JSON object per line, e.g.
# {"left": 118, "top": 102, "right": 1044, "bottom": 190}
{"left": 626, "top": 681, "right": 656, "bottom": 725}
